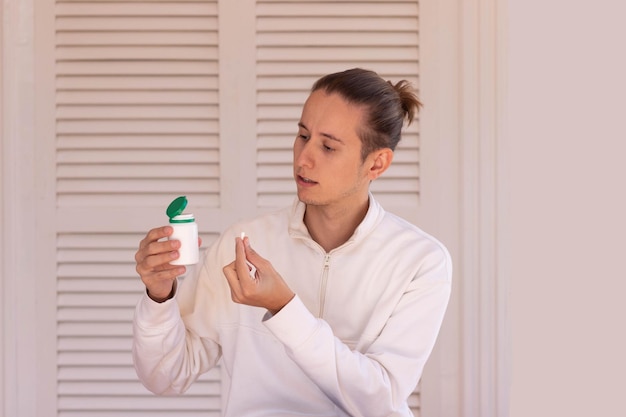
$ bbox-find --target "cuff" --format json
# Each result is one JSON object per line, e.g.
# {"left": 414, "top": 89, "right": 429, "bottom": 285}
{"left": 134, "top": 290, "right": 181, "bottom": 330}
{"left": 262, "top": 295, "right": 321, "bottom": 350}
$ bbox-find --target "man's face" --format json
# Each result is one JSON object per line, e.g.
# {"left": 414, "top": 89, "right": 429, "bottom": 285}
{"left": 293, "top": 90, "right": 372, "bottom": 208}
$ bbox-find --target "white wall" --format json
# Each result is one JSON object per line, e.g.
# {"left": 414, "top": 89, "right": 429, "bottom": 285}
{"left": 506, "top": 1, "right": 626, "bottom": 416}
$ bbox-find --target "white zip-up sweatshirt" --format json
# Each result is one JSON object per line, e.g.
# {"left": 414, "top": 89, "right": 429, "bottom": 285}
{"left": 133, "top": 194, "right": 452, "bottom": 417}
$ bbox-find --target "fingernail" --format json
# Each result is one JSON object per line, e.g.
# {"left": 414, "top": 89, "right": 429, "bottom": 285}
{"left": 171, "top": 251, "right": 179, "bottom": 259}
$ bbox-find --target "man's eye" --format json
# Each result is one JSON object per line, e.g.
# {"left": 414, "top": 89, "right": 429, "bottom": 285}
{"left": 298, "top": 134, "right": 309, "bottom": 140}
{"left": 323, "top": 144, "right": 334, "bottom": 152}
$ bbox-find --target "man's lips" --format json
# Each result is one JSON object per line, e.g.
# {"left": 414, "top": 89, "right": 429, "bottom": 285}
{"left": 296, "top": 175, "right": 318, "bottom": 185}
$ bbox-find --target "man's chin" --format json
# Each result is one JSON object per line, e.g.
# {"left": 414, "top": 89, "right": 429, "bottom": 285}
{"left": 296, "top": 191, "right": 321, "bottom": 206}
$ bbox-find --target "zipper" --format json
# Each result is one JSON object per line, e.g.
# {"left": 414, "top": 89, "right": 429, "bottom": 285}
{"left": 318, "top": 254, "right": 331, "bottom": 318}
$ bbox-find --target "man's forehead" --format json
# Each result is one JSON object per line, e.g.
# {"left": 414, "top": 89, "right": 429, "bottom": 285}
{"left": 300, "top": 91, "right": 364, "bottom": 126}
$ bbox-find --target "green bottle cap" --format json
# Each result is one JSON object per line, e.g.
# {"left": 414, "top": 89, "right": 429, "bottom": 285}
{"left": 166, "top": 196, "right": 188, "bottom": 219}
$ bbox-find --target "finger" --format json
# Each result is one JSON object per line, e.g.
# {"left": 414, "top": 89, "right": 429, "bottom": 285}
{"left": 236, "top": 238, "right": 257, "bottom": 282}
{"left": 135, "top": 238, "right": 180, "bottom": 265}
{"left": 147, "top": 238, "right": 180, "bottom": 257}
{"left": 136, "top": 226, "right": 174, "bottom": 262}
{"left": 140, "top": 248, "right": 182, "bottom": 273}
{"left": 139, "top": 226, "right": 173, "bottom": 249}
{"left": 242, "top": 237, "right": 264, "bottom": 271}
{"left": 222, "top": 261, "right": 243, "bottom": 302}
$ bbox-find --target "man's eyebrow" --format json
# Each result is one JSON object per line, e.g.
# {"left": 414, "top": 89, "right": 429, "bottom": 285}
{"left": 323, "top": 134, "right": 344, "bottom": 144}
{"left": 298, "top": 122, "right": 345, "bottom": 144}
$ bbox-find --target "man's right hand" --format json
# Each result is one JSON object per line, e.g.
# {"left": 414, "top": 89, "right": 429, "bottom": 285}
{"left": 135, "top": 226, "right": 186, "bottom": 302}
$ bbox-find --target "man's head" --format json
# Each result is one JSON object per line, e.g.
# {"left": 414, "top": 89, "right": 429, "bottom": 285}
{"left": 293, "top": 68, "right": 420, "bottom": 209}
{"left": 310, "top": 68, "right": 421, "bottom": 161}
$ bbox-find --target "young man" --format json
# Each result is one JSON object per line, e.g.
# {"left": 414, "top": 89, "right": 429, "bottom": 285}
{"left": 133, "top": 68, "right": 452, "bottom": 416}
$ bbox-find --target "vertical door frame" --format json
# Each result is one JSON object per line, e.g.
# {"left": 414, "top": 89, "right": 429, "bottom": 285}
{"left": 458, "top": 0, "right": 511, "bottom": 416}
{"left": 34, "top": 0, "right": 60, "bottom": 413}
{"left": 417, "top": 0, "right": 462, "bottom": 414}
{"left": 2, "top": 0, "right": 40, "bottom": 415}
{"left": 419, "top": 0, "right": 510, "bottom": 416}
{"left": 0, "top": 0, "right": 5, "bottom": 412}
{"left": 1, "top": 0, "right": 58, "bottom": 415}
{"left": 217, "top": 0, "right": 258, "bottom": 222}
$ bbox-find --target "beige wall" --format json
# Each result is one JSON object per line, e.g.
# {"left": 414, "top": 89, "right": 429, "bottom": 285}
{"left": 506, "top": 0, "right": 626, "bottom": 416}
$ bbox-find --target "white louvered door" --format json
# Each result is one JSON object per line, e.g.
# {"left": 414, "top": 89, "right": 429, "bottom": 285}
{"left": 46, "top": 0, "right": 425, "bottom": 416}
{"left": 54, "top": 1, "right": 224, "bottom": 416}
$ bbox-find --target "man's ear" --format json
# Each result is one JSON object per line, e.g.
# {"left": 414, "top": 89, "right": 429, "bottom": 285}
{"left": 367, "top": 148, "right": 394, "bottom": 180}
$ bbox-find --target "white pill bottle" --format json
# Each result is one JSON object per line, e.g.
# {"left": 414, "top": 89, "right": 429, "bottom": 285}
{"left": 166, "top": 196, "right": 199, "bottom": 265}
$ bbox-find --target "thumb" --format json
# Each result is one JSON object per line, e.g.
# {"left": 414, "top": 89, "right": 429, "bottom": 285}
{"left": 243, "top": 237, "right": 264, "bottom": 266}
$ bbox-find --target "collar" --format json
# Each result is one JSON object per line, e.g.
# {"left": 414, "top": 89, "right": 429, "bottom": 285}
{"left": 287, "top": 192, "right": 385, "bottom": 245}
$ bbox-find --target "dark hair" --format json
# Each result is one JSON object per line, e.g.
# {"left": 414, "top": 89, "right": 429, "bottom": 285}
{"left": 311, "top": 68, "right": 422, "bottom": 160}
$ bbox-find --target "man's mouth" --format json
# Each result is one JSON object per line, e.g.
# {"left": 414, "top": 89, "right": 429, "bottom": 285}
{"left": 297, "top": 175, "right": 318, "bottom": 184}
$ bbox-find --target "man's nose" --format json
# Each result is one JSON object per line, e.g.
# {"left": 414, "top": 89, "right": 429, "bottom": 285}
{"left": 295, "top": 140, "right": 314, "bottom": 167}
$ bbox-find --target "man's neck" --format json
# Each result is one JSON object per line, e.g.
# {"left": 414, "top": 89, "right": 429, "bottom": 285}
{"left": 303, "top": 196, "right": 370, "bottom": 253}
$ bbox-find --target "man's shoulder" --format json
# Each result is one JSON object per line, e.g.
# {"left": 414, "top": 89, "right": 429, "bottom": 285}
{"left": 378, "top": 211, "right": 450, "bottom": 256}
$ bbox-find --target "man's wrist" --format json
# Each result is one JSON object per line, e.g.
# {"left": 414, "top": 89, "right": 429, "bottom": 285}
{"left": 146, "top": 280, "right": 177, "bottom": 303}
{"left": 268, "top": 292, "right": 296, "bottom": 316}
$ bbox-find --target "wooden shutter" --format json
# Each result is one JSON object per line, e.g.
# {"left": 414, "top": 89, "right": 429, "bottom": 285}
{"left": 256, "top": 0, "right": 421, "bottom": 213}
{"left": 55, "top": 1, "right": 222, "bottom": 416}
{"left": 255, "top": 1, "right": 421, "bottom": 414}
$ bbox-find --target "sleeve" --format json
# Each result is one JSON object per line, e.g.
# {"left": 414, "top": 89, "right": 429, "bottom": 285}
{"left": 132, "top": 251, "right": 223, "bottom": 395}
{"left": 263, "top": 245, "right": 452, "bottom": 416}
